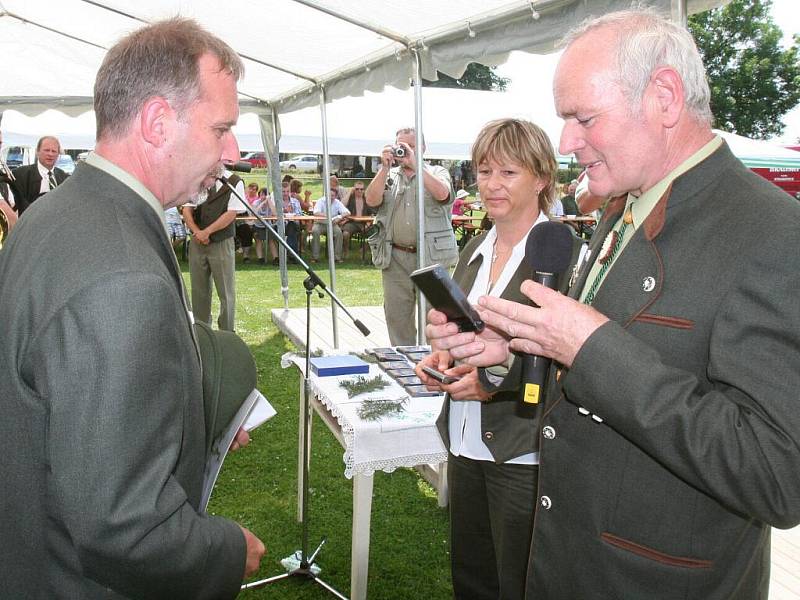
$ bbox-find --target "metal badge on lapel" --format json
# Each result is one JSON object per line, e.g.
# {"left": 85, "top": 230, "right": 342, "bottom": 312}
{"left": 642, "top": 276, "right": 656, "bottom": 292}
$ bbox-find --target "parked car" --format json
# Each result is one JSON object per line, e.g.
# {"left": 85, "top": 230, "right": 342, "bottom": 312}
{"left": 56, "top": 154, "right": 76, "bottom": 175}
{"left": 279, "top": 154, "right": 319, "bottom": 172}
{"left": 242, "top": 151, "right": 267, "bottom": 168}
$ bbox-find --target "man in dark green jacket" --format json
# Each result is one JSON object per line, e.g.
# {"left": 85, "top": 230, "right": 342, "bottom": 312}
{"left": 426, "top": 10, "right": 800, "bottom": 599}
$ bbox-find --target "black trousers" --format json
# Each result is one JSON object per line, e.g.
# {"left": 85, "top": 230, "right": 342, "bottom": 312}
{"left": 448, "top": 453, "right": 538, "bottom": 600}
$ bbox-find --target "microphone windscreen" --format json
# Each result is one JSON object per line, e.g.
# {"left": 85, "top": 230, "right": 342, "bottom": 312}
{"left": 525, "top": 221, "right": 574, "bottom": 274}
{"left": 224, "top": 161, "right": 253, "bottom": 173}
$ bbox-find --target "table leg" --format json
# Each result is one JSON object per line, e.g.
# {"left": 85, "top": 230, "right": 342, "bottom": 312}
{"left": 351, "top": 473, "right": 374, "bottom": 600}
{"left": 437, "top": 461, "right": 448, "bottom": 508}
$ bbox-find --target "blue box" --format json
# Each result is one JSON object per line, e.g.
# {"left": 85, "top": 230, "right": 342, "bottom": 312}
{"left": 310, "top": 355, "right": 370, "bottom": 377}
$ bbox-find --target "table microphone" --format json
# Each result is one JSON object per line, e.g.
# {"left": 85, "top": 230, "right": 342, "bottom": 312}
{"left": 520, "top": 221, "right": 574, "bottom": 409}
{"left": 223, "top": 161, "right": 253, "bottom": 173}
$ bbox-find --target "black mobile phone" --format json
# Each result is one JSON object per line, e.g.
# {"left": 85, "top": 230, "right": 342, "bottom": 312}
{"left": 396, "top": 345, "right": 430, "bottom": 355}
{"left": 403, "top": 384, "right": 442, "bottom": 398}
{"left": 373, "top": 351, "right": 407, "bottom": 362}
{"left": 385, "top": 368, "right": 418, "bottom": 378}
{"left": 378, "top": 360, "right": 411, "bottom": 371}
{"left": 421, "top": 365, "right": 461, "bottom": 385}
{"left": 410, "top": 264, "right": 485, "bottom": 332}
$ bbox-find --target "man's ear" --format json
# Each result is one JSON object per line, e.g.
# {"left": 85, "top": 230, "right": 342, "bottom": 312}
{"left": 139, "top": 96, "right": 174, "bottom": 148}
{"left": 650, "top": 67, "right": 685, "bottom": 129}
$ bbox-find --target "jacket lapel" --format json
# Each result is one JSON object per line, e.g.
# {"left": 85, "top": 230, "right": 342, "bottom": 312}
{"left": 576, "top": 187, "right": 672, "bottom": 326}
{"left": 567, "top": 196, "right": 625, "bottom": 300}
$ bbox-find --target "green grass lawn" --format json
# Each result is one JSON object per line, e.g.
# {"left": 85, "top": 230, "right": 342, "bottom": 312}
{"left": 184, "top": 252, "right": 452, "bottom": 599}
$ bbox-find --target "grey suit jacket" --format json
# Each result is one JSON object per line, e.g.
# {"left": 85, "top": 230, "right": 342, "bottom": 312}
{"left": 525, "top": 142, "right": 800, "bottom": 599}
{"left": 0, "top": 163, "right": 245, "bottom": 599}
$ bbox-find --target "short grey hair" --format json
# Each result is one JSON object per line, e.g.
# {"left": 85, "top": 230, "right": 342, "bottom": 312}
{"left": 563, "top": 9, "right": 712, "bottom": 125}
{"left": 395, "top": 127, "right": 426, "bottom": 147}
{"left": 95, "top": 17, "right": 244, "bottom": 139}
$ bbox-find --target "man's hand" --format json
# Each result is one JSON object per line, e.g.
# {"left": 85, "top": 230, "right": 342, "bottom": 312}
{"left": 424, "top": 308, "right": 510, "bottom": 367}
{"left": 229, "top": 427, "right": 250, "bottom": 452}
{"left": 395, "top": 141, "right": 417, "bottom": 172}
{"left": 379, "top": 144, "right": 395, "bottom": 170}
{"left": 239, "top": 525, "right": 266, "bottom": 578}
{"left": 477, "top": 280, "right": 609, "bottom": 368}
{"left": 193, "top": 228, "right": 211, "bottom": 245}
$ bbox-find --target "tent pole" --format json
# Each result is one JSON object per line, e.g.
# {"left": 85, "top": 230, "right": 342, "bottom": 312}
{"left": 411, "top": 48, "right": 427, "bottom": 346}
{"left": 264, "top": 109, "right": 290, "bottom": 309}
{"left": 670, "top": 0, "right": 688, "bottom": 27}
{"left": 318, "top": 85, "right": 340, "bottom": 348}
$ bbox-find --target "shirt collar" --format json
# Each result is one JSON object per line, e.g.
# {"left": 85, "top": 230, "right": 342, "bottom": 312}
{"left": 37, "top": 161, "right": 52, "bottom": 179}
{"left": 467, "top": 210, "right": 549, "bottom": 265}
{"left": 85, "top": 152, "right": 169, "bottom": 235}
{"left": 627, "top": 136, "right": 722, "bottom": 228}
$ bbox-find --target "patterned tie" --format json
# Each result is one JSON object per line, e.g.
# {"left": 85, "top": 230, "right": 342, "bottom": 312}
{"left": 48, "top": 171, "right": 57, "bottom": 190}
{"left": 583, "top": 204, "right": 633, "bottom": 305}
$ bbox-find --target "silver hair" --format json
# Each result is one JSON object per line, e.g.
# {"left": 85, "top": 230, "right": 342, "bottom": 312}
{"left": 563, "top": 9, "right": 712, "bottom": 125}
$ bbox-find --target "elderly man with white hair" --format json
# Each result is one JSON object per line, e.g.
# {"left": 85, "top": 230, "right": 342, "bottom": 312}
{"left": 423, "top": 9, "right": 800, "bottom": 599}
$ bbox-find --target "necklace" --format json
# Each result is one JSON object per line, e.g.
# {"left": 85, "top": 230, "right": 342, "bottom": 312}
{"left": 488, "top": 239, "right": 512, "bottom": 293}
{"left": 491, "top": 238, "right": 509, "bottom": 262}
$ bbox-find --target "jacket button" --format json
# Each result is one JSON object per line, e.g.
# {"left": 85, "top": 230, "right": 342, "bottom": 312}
{"left": 484, "top": 431, "right": 494, "bottom": 441}
{"left": 540, "top": 495, "right": 552, "bottom": 510}
{"left": 542, "top": 426, "right": 556, "bottom": 440}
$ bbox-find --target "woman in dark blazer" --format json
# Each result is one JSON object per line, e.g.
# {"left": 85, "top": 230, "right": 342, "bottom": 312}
{"left": 416, "top": 119, "right": 567, "bottom": 600}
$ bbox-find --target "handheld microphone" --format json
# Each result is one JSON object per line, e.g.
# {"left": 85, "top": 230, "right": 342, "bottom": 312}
{"left": 520, "top": 221, "right": 574, "bottom": 409}
{"left": 223, "top": 160, "right": 253, "bottom": 173}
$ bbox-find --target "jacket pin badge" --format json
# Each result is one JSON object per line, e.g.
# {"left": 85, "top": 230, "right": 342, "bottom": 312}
{"left": 642, "top": 276, "right": 656, "bottom": 292}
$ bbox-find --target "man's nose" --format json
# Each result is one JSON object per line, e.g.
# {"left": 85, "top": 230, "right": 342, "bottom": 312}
{"left": 559, "top": 120, "right": 585, "bottom": 156}
{"left": 221, "top": 132, "right": 240, "bottom": 165}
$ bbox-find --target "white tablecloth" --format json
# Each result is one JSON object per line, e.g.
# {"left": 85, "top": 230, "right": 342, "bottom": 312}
{"left": 282, "top": 352, "right": 447, "bottom": 478}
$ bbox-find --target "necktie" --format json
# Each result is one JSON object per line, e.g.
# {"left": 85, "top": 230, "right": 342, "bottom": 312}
{"left": 48, "top": 171, "right": 57, "bottom": 190}
{"left": 583, "top": 204, "right": 633, "bottom": 305}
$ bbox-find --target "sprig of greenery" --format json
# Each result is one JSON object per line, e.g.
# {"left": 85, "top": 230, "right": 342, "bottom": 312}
{"left": 354, "top": 351, "right": 379, "bottom": 363}
{"left": 339, "top": 374, "right": 389, "bottom": 398}
{"left": 357, "top": 396, "right": 407, "bottom": 421}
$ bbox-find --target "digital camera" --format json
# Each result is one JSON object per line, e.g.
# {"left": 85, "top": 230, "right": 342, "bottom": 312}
{"left": 392, "top": 145, "right": 406, "bottom": 158}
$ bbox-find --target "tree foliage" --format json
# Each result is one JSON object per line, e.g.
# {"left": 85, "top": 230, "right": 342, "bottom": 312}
{"left": 423, "top": 62, "right": 509, "bottom": 91}
{"left": 689, "top": 0, "right": 800, "bottom": 139}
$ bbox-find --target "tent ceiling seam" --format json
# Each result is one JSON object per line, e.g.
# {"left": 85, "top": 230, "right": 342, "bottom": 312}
{"left": 77, "top": 0, "right": 320, "bottom": 85}
{"left": 291, "top": 0, "right": 413, "bottom": 46}
{"left": 1, "top": 10, "right": 107, "bottom": 50}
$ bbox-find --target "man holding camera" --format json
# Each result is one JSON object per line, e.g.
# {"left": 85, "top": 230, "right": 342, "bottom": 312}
{"left": 365, "top": 127, "right": 458, "bottom": 346}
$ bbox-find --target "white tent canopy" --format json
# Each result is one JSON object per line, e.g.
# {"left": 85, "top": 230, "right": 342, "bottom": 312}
{"left": 0, "top": 0, "right": 725, "bottom": 342}
{"left": 1, "top": 0, "right": 722, "bottom": 117}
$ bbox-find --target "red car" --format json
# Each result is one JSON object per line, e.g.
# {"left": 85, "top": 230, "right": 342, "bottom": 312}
{"left": 242, "top": 152, "right": 267, "bottom": 168}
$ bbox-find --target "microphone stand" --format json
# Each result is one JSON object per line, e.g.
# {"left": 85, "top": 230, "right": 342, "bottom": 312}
{"left": 220, "top": 176, "right": 367, "bottom": 599}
